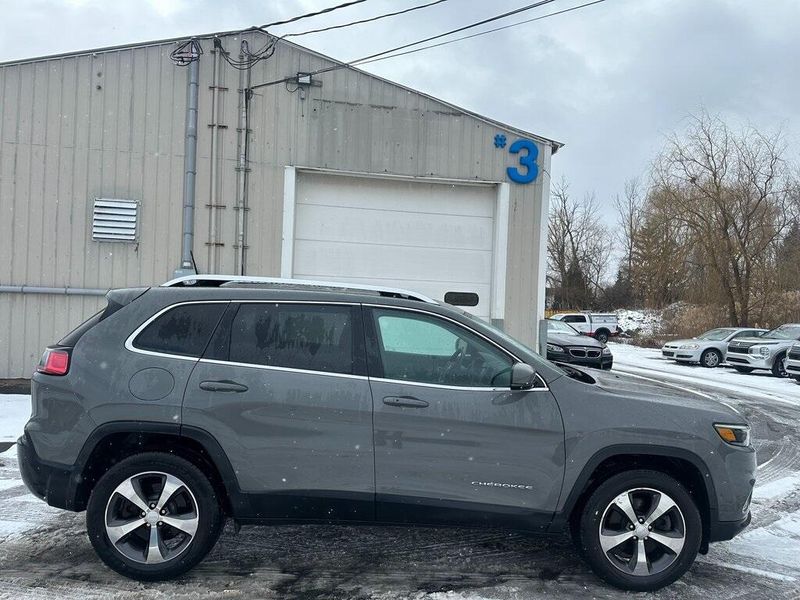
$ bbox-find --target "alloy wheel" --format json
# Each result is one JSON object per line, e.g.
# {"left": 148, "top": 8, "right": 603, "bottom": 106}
{"left": 703, "top": 351, "right": 720, "bottom": 367}
{"left": 598, "top": 488, "right": 686, "bottom": 577}
{"left": 104, "top": 471, "right": 199, "bottom": 564}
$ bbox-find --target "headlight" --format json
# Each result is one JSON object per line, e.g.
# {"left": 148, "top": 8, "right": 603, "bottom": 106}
{"left": 602, "top": 347, "right": 612, "bottom": 355}
{"left": 679, "top": 343, "right": 700, "bottom": 350}
{"left": 714, "top": 424, "right": 751, "bottom": 447}
{"left": 749, "top": 346, "right": 770, "bottom": 357}
{"left": 547, "top": 343, "right": 564, "bottom": 353}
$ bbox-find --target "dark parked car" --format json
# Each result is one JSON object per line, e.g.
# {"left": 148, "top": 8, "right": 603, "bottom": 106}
{"left": 18, "top": 276, "right": 755, "bottom": 591}
{"left": 546, "top": 318, "right": 613, "bottom": 369}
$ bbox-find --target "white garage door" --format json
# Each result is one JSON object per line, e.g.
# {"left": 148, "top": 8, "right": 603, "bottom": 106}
{"left": 286, "top": 172, "right": 503, "bottom": 320}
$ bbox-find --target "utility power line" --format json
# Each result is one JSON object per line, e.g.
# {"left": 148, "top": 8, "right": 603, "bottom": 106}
{"left": 355, "top": 0, "right": 607, "bottom": 67}
{"left": 282, "top": 0, "right": 450, "bottom": 38}
{"left": 251, "top": 0, "right": 606, "bottom": 89}
{"left": 255, "top": 0, "right": 372, "bottom": 31}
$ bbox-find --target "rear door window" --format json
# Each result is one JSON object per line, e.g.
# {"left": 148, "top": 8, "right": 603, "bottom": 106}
{"left": 132, "top": 303, "right": 227, "bottom": 357}
{"left": 229, "top": 304, "right": 357, "bottom": 375}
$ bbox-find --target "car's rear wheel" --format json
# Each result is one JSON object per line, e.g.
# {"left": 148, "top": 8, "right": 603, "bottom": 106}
{"left": 579, "top": 470, "right": 701, "bottom": 592}
{"left": 700, "top": 349, "right": 722, "bottom": 368}
{"left": 734, "top": 366, "right": 754, "bottom": 373}
{"left": 771, "top": 353, "right": 789, "bottom": 378}
{"left": 596, "top": 330, "right": 610, "bottom": 344}
{"left": 87, "top": 452, "right": 224, "bottom": 581}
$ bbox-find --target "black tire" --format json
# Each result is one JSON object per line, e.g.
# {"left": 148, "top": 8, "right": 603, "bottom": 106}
{"left": 595, "top": 329, "right": 610, "bottom": 344}
{"left": 771, "top": 353, "right": 789, "bottom": 378}
{"left": 734, "top": 366, "right": 754, "bottom": 374}
{"left": 578, "top": 470, "right": 701, "bottom": 592}
{"left": 794, "top": 376, "right": 800, "bottom": 384}
{"left": 700, "top": 349, "right": 722, "bottom": 368}
{"left": 86, "top": 452, "right": 225, "bottom": 581}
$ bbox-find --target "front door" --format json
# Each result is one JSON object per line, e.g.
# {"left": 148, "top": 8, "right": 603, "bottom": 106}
{"left": 365, "top": 306, "right": 565, "bottom": 531}
{"left": 182, "top": 301, "right": 374, "bottom": 521}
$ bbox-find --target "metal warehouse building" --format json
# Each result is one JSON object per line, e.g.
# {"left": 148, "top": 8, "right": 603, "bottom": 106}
{"left": 0, "top": 32, "right": 559, "bottom": 378}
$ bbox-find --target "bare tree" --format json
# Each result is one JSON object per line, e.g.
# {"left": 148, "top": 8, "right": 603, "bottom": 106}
{"left": 547, "top": 178, "right": 612, "bottom": 309}
{"left": 651, "top": 110, "right": 794, "bottom": 325}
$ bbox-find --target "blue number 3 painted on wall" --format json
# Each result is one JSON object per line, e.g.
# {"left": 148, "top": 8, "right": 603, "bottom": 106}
{"left": 506, "top": 139, "right": 539, "bottom": 184}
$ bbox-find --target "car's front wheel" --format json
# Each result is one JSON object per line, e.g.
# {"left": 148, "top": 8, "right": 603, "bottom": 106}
{"left": 86, "top": 452, "right": 224, "bottom": 581}
{"left": 579, "top": 470, "right": 701, "bottom": 592}
{"left": 700, "top": 349, "right": 722, "bottom": 368}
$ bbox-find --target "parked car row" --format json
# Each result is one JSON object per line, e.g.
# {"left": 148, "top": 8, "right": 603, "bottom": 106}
{"left": 661, "top": 323, "right": 800, "bottom": 379}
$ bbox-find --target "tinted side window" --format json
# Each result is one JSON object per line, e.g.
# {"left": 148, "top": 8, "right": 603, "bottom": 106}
{"left": 371, "top": 309, "right": 513, "bottom": 387}
{"left": 563, "top": 315, "right": 586, "bottom": 323}
{"left": 230, "top": 304, "right": 355, "bottom": 375}
{"left": 133, "top": 303, "right": 226, "bottom": 357}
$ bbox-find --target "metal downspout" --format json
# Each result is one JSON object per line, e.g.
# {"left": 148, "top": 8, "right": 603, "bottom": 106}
{"left": 176, "top": 53, "right": 200, "bottom": 277}
{"left": 207, "top": 48, "right": 220, "bottom": 273}
{"left": 235, "top": 57, "right": 251, "bottom": 276}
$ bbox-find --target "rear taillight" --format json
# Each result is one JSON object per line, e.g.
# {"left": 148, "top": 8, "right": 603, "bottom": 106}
{"left": 37, "top": 348, "right": 71, "bottom": 376}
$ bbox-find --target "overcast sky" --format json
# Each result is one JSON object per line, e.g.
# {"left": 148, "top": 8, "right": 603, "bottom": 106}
{"left": 2, "top": 0, "right": 798, "bottom": 220}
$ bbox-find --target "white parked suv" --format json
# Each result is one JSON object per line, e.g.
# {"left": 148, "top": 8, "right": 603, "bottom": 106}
{"left": 549, "top": 312, "right": 619, "bottom": 343}
{"left": 786, "top": 343, "right": 800, "bottom": 382}
{"left": 661, "top": 328, "right": 767, "bottom": 368}
{"left": 726, "top": 324, "right": 800, "bottom": 378}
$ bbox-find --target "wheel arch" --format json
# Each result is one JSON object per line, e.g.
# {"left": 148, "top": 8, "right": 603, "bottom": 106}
{"left": 553, "top": 445, "right": 716, "bottom": 553}
{"left": 73, "top": 422, "right": 246, "bottom": 516}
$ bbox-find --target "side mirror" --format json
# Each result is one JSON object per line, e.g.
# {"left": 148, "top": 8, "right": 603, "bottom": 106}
{"left": 510, "top": 363, "right": 537, "bottom": 390}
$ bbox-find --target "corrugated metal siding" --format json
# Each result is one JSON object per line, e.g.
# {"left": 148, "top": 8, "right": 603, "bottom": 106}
{"left": 0, "top": 33, "right": 552, "bottom": 377}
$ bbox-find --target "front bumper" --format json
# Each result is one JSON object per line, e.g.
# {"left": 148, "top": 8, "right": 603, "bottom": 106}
{"left": 709, "top": 511, "right": 752, "bottom": 543}
{"left": 726, "top": 353, "right": 773, "bottom": 369}
{"left": 16, "top": 432, "right": 82, "bottom": 511}
{"left": 548, "top": 350, "right": 613, "bottom": 370}
{"left": 674, "top": 349, "right": 703, "bottom": 362}
{"left": 786, "top": 357, "right": 800, "bottom": 376}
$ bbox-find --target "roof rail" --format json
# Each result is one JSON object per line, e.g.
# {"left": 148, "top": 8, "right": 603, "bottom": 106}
{"left": 160, "top": 274, "right": 438, "bottom": 303}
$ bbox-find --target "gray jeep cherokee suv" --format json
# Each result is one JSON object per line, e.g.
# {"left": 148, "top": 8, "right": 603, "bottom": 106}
{"left": 17, "top": 276, "right": 756, "bottom": 591}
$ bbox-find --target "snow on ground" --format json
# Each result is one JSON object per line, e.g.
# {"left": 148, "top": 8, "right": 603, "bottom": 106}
{"left": 614, "top": 309, "right": 663, "bottom": 337}
{"left": 610, "top": 342, "right": 800, "bottom": 406}
{"left": 0, "top": 394, "right": 30, "bottom": 443}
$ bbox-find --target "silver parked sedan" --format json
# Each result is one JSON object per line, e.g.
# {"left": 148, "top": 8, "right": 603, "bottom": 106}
{"left": 662, "top": 327, "right": 768, "bottom": 368}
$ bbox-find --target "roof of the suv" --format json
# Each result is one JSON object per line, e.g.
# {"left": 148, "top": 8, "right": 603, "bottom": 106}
{"left": 161, "top": 275, "right": 437, "bottom": 303}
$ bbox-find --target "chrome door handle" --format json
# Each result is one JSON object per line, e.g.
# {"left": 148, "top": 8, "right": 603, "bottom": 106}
{"left": 383, "top": 396, "right": 429, "bottom": 408}
{"left": 199, "top": 380, "right": 249, "bottom": 393}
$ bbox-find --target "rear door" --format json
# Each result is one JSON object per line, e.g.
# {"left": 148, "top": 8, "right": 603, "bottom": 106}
{"left": 365, "top": 306, "right": 565, "bottom": 531}
{"left": 182, "top": 301, "right": 374, "bottom": 521}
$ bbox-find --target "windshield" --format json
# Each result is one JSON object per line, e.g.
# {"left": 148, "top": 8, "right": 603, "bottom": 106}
{"left": 763, "top": 324, "right": 800, "bottom": 340}
{"left": 547, "top": 319, "right": 581, "bottom": 336}
{"left": 697, "top": 328, "right": 736, "bottom": 341}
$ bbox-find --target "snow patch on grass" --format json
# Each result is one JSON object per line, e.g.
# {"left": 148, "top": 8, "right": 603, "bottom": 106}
{"left": 615, "top": 308, "right": 663, "bottom": 337}
{"left": 0, "top": 394, "right": 30, "bottom": 442}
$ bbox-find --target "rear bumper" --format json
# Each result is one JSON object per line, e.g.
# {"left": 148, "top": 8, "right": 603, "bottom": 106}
{"left": 16, "top": 432, "right": 82, "bottom": 511}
